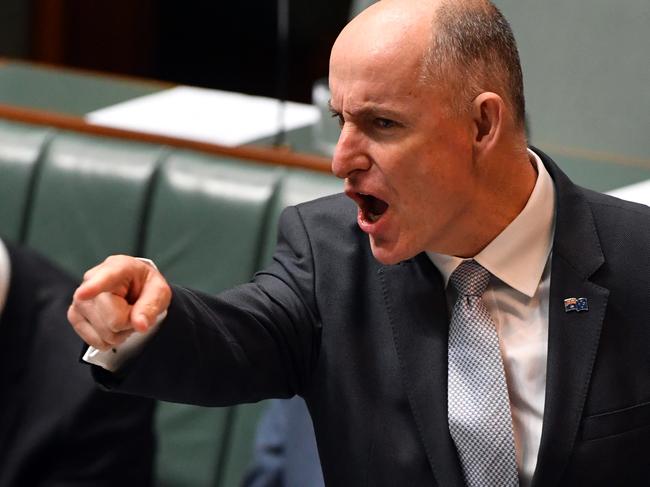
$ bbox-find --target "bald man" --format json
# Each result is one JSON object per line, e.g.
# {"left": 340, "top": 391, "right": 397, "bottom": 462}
{"left": 69, "top": 1, "right": 650, "bottom": 485}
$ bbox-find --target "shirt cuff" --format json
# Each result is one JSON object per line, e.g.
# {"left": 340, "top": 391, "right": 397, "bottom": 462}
{"left": 82, "top": 311, "right": 166, "bottom": 372}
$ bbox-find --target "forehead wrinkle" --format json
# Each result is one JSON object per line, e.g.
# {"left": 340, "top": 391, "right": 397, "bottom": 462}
{"left": 331, "top": 88, "right": 419, "bottom": 114}
{"left": 345, "top": 104, "right": 400, "bottom": 120}
{"left": 330, "top": 73, "right": 431, "bottom": 111}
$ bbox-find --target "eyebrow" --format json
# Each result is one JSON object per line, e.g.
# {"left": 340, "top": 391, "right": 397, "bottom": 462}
{"left": 328, "top": 101, "right": 404, "bottom": 121}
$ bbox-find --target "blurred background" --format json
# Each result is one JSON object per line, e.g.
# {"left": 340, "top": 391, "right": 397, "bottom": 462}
{"left": 0, "top": 0, "right": 351, "bottom": 102}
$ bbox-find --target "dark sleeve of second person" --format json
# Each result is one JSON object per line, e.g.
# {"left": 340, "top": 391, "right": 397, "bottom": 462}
{"left": 93, "top": 205, "right": 322, "bottom": 406}
{"left": 0, "top": 242, "right": 155, "bottom": 487}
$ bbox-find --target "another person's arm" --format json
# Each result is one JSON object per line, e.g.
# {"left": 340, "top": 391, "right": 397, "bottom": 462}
{"left": 1, "top": 241, "right": 155, "bottom": 486}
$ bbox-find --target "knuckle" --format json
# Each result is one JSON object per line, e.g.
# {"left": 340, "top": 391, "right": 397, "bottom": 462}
{"left": 112, "top": 254, "right": 132, "bottom": 265}
{"left": 140, "top": 301, "right": 159, "bottom": 320}
{"left": 104, "top": 315, "right": 119, "bottom": 332}
{"left": 104, "top": 254, "right": 127, "bottom": 272}
{"left": 80, "top": 329, "right": 106, "bottom": 350}
{"left": 72, "top": 296, "right": 92, "bottom": 316}
{"left": 96, "top": 326, "right": 117, "bottom": 345}
{"left": 103, "top": 333, "right": 120, "bottom": 346}
{"left": 106, "top": 314, "right": 128, "bottom": 333}
{"left": 67, "top": 305, "right": 76, "bottom": 323}
{"left": 153, "top": 281, "right": 172, "bottom": 306}
{"left": 68, "top": 306, "right": 87, "bottom": 329}
{"left": 161, "top": 281, "right": 172, "bottom": 298}
{"left": 88, "top": 337, "right": 105, "bottom": 349}
{"left": 69, "top": 319, "right": 83, "bottom": 334}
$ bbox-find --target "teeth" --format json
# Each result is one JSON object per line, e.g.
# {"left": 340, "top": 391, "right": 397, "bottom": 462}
{"left": 368, "top": 212, "right": 380, "bottom": 222}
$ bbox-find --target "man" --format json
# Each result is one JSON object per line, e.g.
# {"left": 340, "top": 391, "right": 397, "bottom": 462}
{"left": 0, "top": 238, "right": 156, "bottom": 486}
{"left": 68, "top": 0, "right": 650, "bottom": 485}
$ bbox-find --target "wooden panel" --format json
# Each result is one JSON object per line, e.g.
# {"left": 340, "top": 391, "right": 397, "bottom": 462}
{"left": 0, "top": 103, "right": 332, "bottom": 173}
{"left": 31, "top": 0, "right": 66, "bottom": 63}
{"left": 30, "top": 0, "right": 156, "bottom": 77}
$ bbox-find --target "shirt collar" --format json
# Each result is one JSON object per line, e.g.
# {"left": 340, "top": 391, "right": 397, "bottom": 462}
{"left": 427, "top": 148, "right": 556, "bottom": 298}
{"left": 0, "top": 238, "right": 10, "bottom": 316}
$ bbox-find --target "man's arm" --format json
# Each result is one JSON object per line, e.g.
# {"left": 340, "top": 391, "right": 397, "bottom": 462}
{"left": 69, "top": 206, "right": 321, "bottom": 406}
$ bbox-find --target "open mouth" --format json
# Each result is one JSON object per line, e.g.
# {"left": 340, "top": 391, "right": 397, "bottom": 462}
{"left": 357, "top": 193, "right": 389, "bottom": 223}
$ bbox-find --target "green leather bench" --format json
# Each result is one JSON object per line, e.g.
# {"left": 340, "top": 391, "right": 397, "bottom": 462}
{"left": 0, "top": 118, "right": 340, "bottom": 486}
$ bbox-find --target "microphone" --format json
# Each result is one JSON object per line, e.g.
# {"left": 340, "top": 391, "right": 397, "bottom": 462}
{"left": 274, "top": 0, "right": 290, "bottom": 147}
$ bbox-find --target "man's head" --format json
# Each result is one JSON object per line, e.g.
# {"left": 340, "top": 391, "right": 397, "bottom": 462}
{"left": 329, "top": 0, "right": 535, "bottom": 264}
{"left": 423, "top": 0, "right": 525, "bottom": 128}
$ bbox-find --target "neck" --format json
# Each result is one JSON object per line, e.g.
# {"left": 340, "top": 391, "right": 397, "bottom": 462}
{"left": 453, "top": 147, "right": 537, "bottom": 258}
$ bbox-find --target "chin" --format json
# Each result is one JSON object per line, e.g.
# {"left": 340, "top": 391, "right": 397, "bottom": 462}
{"left": 369, "top": 238, "right": 414, "bottom": 266}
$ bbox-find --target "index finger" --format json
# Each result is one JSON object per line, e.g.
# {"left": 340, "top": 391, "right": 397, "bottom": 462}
{"left": 74, "top": 255, "right": 141, "bottom": 301}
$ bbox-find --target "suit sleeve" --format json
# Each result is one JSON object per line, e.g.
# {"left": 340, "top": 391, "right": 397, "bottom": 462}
{"left": 93, "top": 205, "right": 322, "bottom": 406}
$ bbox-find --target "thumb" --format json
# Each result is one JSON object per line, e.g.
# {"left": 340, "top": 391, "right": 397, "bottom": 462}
{"left": 130, "top": 308, "right": 157, "bottom": 333}
{"left": 129, "top": 277, "right": 172, "bottom": 333}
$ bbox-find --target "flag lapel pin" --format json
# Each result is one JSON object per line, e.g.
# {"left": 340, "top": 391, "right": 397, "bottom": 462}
{"left": 564, "top": 297, "right": 588, "bottom": 313}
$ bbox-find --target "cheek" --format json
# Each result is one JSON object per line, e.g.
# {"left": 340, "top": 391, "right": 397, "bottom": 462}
{"left": 418, "top": 141, "right": 473, "bottom": 197}
{"left": 402, "top": 165, "right": 446, "bottom": 210}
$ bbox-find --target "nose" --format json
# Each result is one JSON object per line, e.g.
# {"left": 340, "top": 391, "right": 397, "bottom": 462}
{"left": 331, "top": 125, "right": 371, "bottom": 179}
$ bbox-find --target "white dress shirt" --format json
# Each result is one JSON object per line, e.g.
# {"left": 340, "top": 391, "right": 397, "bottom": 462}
{"left": 427, "top": 148, "right": 556, "bottom": 486}
{"left": 0, "top": 239, "right": 10, "bottom": 316}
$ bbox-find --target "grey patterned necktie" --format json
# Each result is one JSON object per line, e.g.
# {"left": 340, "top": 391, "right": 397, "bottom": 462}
{"left": 447, "top": 260, "right": 519, "bottom": 487}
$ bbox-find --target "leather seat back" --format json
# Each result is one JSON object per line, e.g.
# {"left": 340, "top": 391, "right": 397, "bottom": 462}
{"left": 23, "top": 132, "right": 162, "bottom": 276}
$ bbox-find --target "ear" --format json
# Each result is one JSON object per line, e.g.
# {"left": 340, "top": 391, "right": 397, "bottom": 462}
{"left": 471, "top": 92, "right": 505, "bottom": 153}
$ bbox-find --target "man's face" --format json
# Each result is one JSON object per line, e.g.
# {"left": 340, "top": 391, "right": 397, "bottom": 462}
{"left": 329, "top": 32, "right": 479, "bottom": 265}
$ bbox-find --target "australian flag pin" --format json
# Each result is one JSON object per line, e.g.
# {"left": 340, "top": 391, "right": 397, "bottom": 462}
{"left": 564, "top": 297, "right": 588, "bottom": 313}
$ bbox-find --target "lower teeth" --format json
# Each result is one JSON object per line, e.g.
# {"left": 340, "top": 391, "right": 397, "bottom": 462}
{"left": 368, "top": 212, "right": 380, "bottom": 222}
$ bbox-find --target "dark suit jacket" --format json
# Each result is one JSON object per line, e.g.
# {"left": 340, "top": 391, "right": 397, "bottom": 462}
{"left": 0, "top": 243, "right": 156, "bottom": 487}
{"left": 96, "top": 149, "right": 650, "bottom": 486}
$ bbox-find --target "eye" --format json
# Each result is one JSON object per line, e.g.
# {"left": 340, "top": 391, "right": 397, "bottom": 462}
{"left": 330, "top": 110, "right": 344, "bottom": 128}
{"left": 374, "top": 118, "right": 396, "bottom": 129}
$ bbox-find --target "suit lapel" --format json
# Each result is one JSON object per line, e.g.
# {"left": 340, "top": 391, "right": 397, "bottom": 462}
{"left": 379, "top": 254, "right": 464, "bottom": 487}
{"left": 532, "top": 149, "right": 609, "bottom": 486}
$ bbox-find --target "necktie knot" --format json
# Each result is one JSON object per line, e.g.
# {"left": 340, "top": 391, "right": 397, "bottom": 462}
{"left": 449, "top": 260, "right": 490, "bottom": 297}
